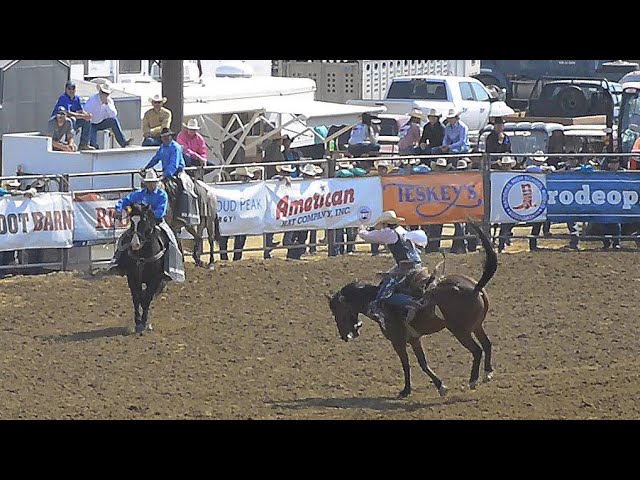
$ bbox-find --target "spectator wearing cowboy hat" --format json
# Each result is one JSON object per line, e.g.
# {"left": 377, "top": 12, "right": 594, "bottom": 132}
{"left": 450, "top": 158, "right": 477, "bottom": 254}
{"left": 284, "top": 164, "right": 323, "bottom": 260}
{"left": 262, "top": 131, "right": 286, "bottom": 179}
{"left": 492, "top": 156, "right": 517, "bottom": 171}
{"left": 48, "top": 106, "right": 77, "bottom": 152}
{"left": 433, "top": 108, "right": 470, "bottom": 155}
{"left": 398, "top": 108, "right": 424, "bottom": 156}
{"left": 484, "top": 117, "right": 512, "bottom": 158}
{"left": 218, "top": 167, "right": 255, "bottom": 261}
{"left": 177, "top": 118, "right": 213, "bottom": 167}
{"left": 419, "top": 108, "right": 445, "bottom": 154}
{"left": 143, "top": 95, "right": 173, "bottom": 146}
{"left": 430, "top": 157, "right": 451, "bottom": 172}
{"left": 50, "top": 80, "right": 94, "bottom": 150}
{"left": 347, "top": 112, "right": 382, "bottom": 159}
{"left": 282, "top": 135, "right": 301, "bottom": 163}
{"left": 84, "top": 82, "right": 133, "bottom": 149}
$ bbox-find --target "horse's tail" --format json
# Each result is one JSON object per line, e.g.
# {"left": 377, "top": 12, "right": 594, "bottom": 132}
{"left": 466, "top": 222, "right": 497, "bottom": 294}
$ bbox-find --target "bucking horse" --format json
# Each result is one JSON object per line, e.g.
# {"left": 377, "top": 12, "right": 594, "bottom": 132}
{"left": 328, "top": 222, "right": 498, "bottom": 398}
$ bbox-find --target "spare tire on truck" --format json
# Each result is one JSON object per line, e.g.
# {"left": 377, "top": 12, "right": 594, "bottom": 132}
{"left": 556, "top": 86, "right": 588, "bottom": 117}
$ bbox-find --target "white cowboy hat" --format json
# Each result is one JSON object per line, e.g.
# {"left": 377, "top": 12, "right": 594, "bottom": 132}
{"left": 432, "top": 157, "right": 449, "bottom": 168}
{"left": 374, "top": 210, "right": 405, "bottom": 227}
{"left": 6, "top": 179, "right": 21, "bottom": 188}
{"left": 426, "top": 108, "right": 442, "bottom": 118}
{"left": 98, "top": 83, "right": 112, "bottom": 95}
{"left": 230, "top": 166, "right": 255, "bottom": 179}
{"left": 374, "top": 160, "right": 398, "bottom": 172}
{"left": 149, "top": 94, "right": 167, "bottom": 104}
{"left": 499, "top": 156, "right": 516, "bottom": 166}
{"left": 301, "top": 164, "right": 322, "bottom": 176}
{"left": 276, "top": 164, "right": 296, "bottom": 173}
{"left": 142, "top": 169, "right": 162, "bottom": 183}
{"left": 456, "top": 159, "right": 469, "bottom": 170}
{"left": 183, "top": 118, "right": 201, "bottom": 130}
{"left": 406, "top": 108, "right": 424, "bottom": 120}
{"left": 337, "top": 160, "right": 354, "bottom": 169}
{"left": 531, "top": 150, "right": 548, "bottom": 162}
{"left": 445, "top": 107, "right": 461, "bottom": 118}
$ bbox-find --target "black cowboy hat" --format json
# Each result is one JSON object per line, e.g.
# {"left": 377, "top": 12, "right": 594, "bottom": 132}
{"left": 160, "top": 127, "right": 175, "bottom": 136}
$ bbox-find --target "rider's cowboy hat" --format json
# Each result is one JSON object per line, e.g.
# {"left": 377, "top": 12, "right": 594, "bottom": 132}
{"left": 230, "top": 166, "right": 255, "bottom": 179}
{"left": 276, "top": 164, "right": 297, "bottom": 173}
{"left": 374, "top": 210, "right": 405, "bottom": 227}
{"left": 531, "top": 150, "right": 548, "bottom": 162}
{"left": 98, "top": 83, "right": 112, "bottom": 95}
{"left": 301, "top": 163, "right": 322, "bottom": 176}
{"left": 426, "top": 108, "right": 442, "bottom": 118}
{"left": 183, "top": 118, "right": 201, "bottom": 130}
{"left": 150, "top": 94, "right": 168, "bottom": 104}
{"left": 406, "top": 107, "right": 425, "bottom": 120}
{"left": 142, "top": 169, "right": 162, "bottom": 183}
{"left": 445, "top": 107, "right": 462, "bottom": 118}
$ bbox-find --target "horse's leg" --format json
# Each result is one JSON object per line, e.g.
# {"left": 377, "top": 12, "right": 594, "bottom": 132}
{"left": 473, "top": 325, "right": 493, "bottom": 382}
{"left": 140, "top": 277, "right": 160, "bottom": 333}
{"left": 207, "top": 218, "right": 216, "bottom": 270}
{"left": 390, "top": 338, "right": 412, "bottom": 398}
{"left": 185, "top": 224, "right": 204, "bottom": 267}
{"left": 408, "top": 338, "right": 448, "bottom": 397}
{"left": 126, "top": 273, "right": 142, "bottom": 331}
{"left": 450, "top": 328, "right": 484, "bottom": 390}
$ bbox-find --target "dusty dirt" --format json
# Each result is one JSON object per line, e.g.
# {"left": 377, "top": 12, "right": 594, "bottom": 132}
{"left": 1, "top": 248, "right": 639, "bottom": 420}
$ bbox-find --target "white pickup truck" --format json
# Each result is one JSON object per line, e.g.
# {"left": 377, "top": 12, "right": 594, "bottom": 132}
{"left": 347, "top": 75, "right": 515, "bottom": 143}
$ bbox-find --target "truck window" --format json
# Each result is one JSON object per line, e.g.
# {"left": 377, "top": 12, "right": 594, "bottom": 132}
{"left": 387, "top": 80, "right": 448, "bottom": 100}
{"left": 459, "top": 82, "right": 475, "bottom": 101}
{"left": 470, "top": 82, "right": 490, "bottom": 102}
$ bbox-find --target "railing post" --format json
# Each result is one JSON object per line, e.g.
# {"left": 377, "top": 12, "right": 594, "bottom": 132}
{"left": 326, "top": 155, "right": 336, "bottom": 257}
{"left": 481, "top": 152, "right": 492, "bottom": 240}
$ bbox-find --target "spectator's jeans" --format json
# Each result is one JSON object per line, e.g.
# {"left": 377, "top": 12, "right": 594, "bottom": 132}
{"left": 425, "top": 224, "right": 443, "bottom": 253}
{"left": 264, "top": 233, "right": 276, "bottom": 259}
{"left": 308, "top": 230, "right": 317, "bottom": 254}
{"left": 432, "top": 145, "right": 470, "bottom": 154}
{"left": 600, "top": 223, "right": 622, "bottom": 248}
{"left": 331, "top": 228, "right": 357, "bottom": 255}
{"left": 451, "top": 223, "right": 467, "bottom": 253}
{"left": 219, "top": 235, "right": 247, "bottom": 261}
{"left": 371, "top": 243, "right": 380, "bottom": 255}
{"left": 90, "top": 117, "right": 128, "bottom": 148}
{"left": 567, "top": 222, "right": 579, "bottom": 248}
{"left": 286, "top": 230, "right": 308, "bottom": 259}
{"left": 142, "top": 136, "right": 162, "bottom": 147}
{"left": 498, "top": 223, "right": 515, "bottom": 251}
{"left": 529, "top": 222, "right": 544, "bottom": 250}
{"left": 71, "top": 118, "right": 91, "bottom": 146}
{"left": 347, "top": 143, "right": 381, "bottom": 157}
{"left": 184, "top": 153, "right": 215, "bottom": 168}
{"left": 399, "top": 146, "right": 422, "bottom": 156}
{"left": 465, "top": 223, "right": 478, "bottom": 251}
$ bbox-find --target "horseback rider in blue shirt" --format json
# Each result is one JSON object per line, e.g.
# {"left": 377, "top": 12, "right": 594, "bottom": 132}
{"left": 357, "top": 210, "right": 430, "bottom": 331}
{"left": 108, "top": 169, "right": 185, "bottom": 282}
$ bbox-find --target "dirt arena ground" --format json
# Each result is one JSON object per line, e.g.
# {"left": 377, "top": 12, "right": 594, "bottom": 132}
{"left": 1, "top": 241, "right": 640, "bottom": 420}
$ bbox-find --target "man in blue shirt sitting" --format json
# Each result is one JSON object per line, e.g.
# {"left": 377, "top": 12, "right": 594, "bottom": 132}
{"left": 143, "top": 127, "right": 198, "bottom": 226}
{"left": 50, "top": 80, "right": 95, "bottom": 151}
{"left": 433, "top": 108, "right": 470, "bottom": 156}
{"left": 108, "top": 169, "right": 184, "bottom": 282}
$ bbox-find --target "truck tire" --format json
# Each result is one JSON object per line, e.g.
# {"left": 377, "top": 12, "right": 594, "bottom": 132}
{"left": 556, "top": 86, "right": 588, "bottom": 117}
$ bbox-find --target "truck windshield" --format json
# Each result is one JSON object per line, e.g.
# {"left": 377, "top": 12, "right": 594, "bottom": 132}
{"left": 386, "top": 80, "right": 448, "bottom": 100}
{"left": 506, "top": 131, "right": 547, "bottom": 154}
{"left": 618, "top": 91, "right": 640, "bottom": 153}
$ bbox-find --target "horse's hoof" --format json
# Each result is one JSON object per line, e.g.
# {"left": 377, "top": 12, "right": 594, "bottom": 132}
{"left": 469, "top": 379, "right": 481, "bottom": 390}
{"left": 438, "top": 384, "right": 448, "bottom": 398}
{"left": 134, "top": 324, "right": 145, "bottom": 335}
{"left": 147, "top": 323, "right": 153, "bottom": 332}
{"left": 397, "top": 389, "right": 411, "bottom": 399}
{"left": 484, "top": 370, "right": 494, "bottom": 382}
{"left": 207, "top": 263, "right": 215, "bottom": 271}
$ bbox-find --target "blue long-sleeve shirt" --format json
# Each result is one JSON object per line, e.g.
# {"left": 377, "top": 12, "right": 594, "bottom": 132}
{"left": 115, "top": 187, "right": 168, "bottom": 220}
{"left": 144, "top": 140, "right": 185, "bottom": 178}
{"left": 443, "top": 120, "right": 470, "bottom": 150}
{"left": 50, "top": 93, "right": 86, "bottom": 119}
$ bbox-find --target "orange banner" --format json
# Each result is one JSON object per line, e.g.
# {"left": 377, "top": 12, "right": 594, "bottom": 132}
{"left": 381, "top": 172, "right": 484, "bottom": 224}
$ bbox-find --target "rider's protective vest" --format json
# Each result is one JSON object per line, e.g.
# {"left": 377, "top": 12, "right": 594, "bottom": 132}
{"left": 387, "top": 226, "right": 421, "bottom": 265}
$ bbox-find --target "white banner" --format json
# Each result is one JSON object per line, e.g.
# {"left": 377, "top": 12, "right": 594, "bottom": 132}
{"left": 73, "top": 197, "right": 130, "bottom": 245}
{"left": 263, "top": 177, "right": 383, "bottom": 232}
{"left": 0, "top": 192, "right": 74, "bottom": 251}
{"left": 211, "top": 182, "right": 269, "bottom": 236}
{"left": 490, "top": 172, "right": 548, "bottom": 223}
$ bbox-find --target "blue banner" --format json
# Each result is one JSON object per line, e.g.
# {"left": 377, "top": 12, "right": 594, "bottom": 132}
{"left": 547, "top": 172, "right": 640, "bottom": 223}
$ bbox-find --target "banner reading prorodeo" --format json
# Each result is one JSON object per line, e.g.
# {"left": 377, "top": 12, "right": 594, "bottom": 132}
{"left": 381, "top": 173, "right": 483, "bottom": 224}
{"left": 264, "top": 177, "right": 383, "bottom": 233}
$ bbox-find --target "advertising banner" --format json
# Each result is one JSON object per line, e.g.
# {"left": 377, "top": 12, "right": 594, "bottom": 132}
{"left": 490, "top": 172, "right": 548, "bottom": 223}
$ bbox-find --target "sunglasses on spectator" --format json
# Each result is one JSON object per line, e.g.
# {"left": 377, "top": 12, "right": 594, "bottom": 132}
{"left": 66, "top": 86, "right": 76, "bottom": 90}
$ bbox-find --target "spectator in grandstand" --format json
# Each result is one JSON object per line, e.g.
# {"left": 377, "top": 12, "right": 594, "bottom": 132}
{"left": 142, "top": 95, "right": 172, "bottom": 147}
{"left": 48, "top": 106, "right": 77, "bottom": 152}
{"left": 398, "top": 108, "right": 424, "bottom": 156}
{"left": 50, "top": 80, "right": 93, "bottom": 151}
{"left": 419, "top": 108, "right": 445, "bottom": 154}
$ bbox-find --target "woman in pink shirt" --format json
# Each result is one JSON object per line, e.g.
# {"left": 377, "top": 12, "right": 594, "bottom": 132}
{"left": 176, "top": 118, "right": 214, "bottom": 167}
{"left": 397, "top": 108, "right": 424, "bottom": 156}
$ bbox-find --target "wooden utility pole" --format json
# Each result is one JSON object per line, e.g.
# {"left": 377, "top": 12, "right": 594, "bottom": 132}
{"left": 161, "top": 60, "right": 183, "bottom": 134}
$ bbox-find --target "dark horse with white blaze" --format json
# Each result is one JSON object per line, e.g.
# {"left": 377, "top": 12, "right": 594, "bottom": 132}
{"left": 120, "top": 203, "right": 168, "bottom": 334}
{"left": 328, "top": 222, "right": 498, "bottom": 398}
{"left": 163, "top": 175, "right": 222, "bottom": 269}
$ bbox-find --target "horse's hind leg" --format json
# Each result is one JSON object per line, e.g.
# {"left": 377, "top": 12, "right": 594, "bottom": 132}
{"left": 473, "top": 325, "right": 493, "bottom": 382}
{"left": 409, "top": 338, "right": 447, "bottom": 397}
{"left": 140, "top": 278, "right": 160, "bottom": 334}
{"left": 207, "top": 219, "right": 216, "bottom": 270}
{"left": 185, "top": 225, "right": 205, "bottom": 268}
{"left": 450, "top": 328, "right": 484, "bottom": 390}
{"left": 391, "top": 339, "right": 412, "bottom": 398}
